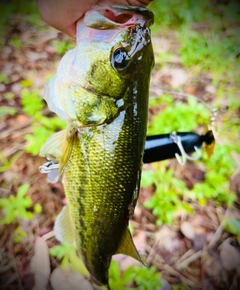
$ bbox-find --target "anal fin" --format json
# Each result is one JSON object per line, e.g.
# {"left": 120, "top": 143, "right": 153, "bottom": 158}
{"left": 116, "top": 228, "right": 147, "bottom": 266}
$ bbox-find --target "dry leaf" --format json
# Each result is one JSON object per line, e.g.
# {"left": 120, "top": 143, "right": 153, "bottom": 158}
{"left": 50, "top": 267, "right": 93, "bottom": 290}
{"left": 160, "top": 67, "right": 188, "bottom": 88}
{"left": 29, "top": 237, "right": 50, "bottom": 290}
{"left": 220, "top": 239, "right": 240, "bottom": 271}
{"left": 119, "top": 256, "right": 142, "bottom": 271}
{"left": 180, "top": 221, "right": 195, "bottom": 240}
{"left": 156, "top": 225, "right": 179, "bottom": 252}
{"left": 133, "top": 230, "right": 147, "bottom": 253}
{"left": 202, "top": 250, "right": 228, "bottom": 289}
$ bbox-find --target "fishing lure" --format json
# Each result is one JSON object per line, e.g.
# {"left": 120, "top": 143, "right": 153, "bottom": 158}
{"left": 143, "top": 130, "right": 215, "bottom": 165}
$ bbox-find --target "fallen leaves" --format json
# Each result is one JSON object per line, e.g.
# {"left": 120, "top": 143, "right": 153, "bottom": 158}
{"left": 29, "top": 237, "right": 50, "bottom": 290}
{"left": 50, "top": 268, "right": 93, "bottom": 290}
{"left": 29, "top": 237, "right": 94, "bottom": 290}
{"left": 220, "top": 239, "right": 240, "bottom": 272}
{"left": 180, "top": 221, "right": 195, "bottom": 240}
{"left": 1, "top": 2, "right": 240, "bottom": 290}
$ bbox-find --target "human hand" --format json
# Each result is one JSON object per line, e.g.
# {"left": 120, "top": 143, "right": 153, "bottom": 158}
{"left": 38, "top": 0, "right": 153, "bottom": 38}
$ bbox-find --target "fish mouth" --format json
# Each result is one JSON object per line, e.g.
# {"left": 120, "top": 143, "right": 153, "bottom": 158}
{"left": 83, "top": 5, "right": 154, "bottom": 73}
{"left": 84, "top": 5, "right": 154, "bottom": 30}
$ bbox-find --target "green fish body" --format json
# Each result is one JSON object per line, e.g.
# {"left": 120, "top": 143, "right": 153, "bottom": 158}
{"left": 40, "top": 5, "right": 154, "bottom": 287}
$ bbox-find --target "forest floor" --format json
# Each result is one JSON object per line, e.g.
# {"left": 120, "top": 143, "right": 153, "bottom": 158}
{"left": 0, "top": 2, "right": 240, "bottom": 290}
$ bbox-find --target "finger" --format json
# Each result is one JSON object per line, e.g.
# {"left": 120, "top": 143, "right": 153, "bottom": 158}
{"left": 38, "top": 0, "right": 97, "bottom": 38}
{"left": 113, "top": 0, "right": 153, "bottom": 7}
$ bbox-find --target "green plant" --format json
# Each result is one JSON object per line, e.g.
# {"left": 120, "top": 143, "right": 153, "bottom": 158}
{"left": 149, "top": 0, "right": 212, "bottom": 34}
{"left": 147, "top": 95, "right": 210, "bottom": 136}
{"left": 50, "top": 244, "right": 88, "bottom": 276}
{"left": 9, "top": 37, "right": 23, "bottom": 48}
{"left": 0, "top": 184, "right": 42, "bottom": 224}
{"left": 21, "top": 88, "right": 44, "bottom": 116}
{"left": 187, "top": 143, "right": 236, "bottom": 206}
{"left": 25, "top": 118, "right": 64, "bottom": 155}
{"left": 109, "top": 260, "right": 136, "bottom": 290}
{"left": 51, "top": 39, "right": 74, "bottom": 55}
{"left": 0, "top": 106, "right": 17, "bottom": 119}
{"left": 13, "top": 225, "right": 28, "bottom": 243}
{"left": 142, "top": 163, "right": 192, "bottom": 226}
{"left": 109, "top": 261, "right": 162, "bottom": 290}
{"left": 20, "top": 79, "right": 34, "bottom": 88}
{"left": 0, "top": 72, "right": 9, "bottom": 84}
{"left": 178, "top": 27, "right": 240, "bottom": 84}
{"left": 224, "top": 218, "right": 240, "bottom": 244}
{"left": 172, "top": 285, "right": 187, "bottom": 290}
{"left": 0, "top": 0, "right": 42, "bottom": 46}
{"left": 0, "top": 151, "right": 22, "bottom": 173}
{"left": 20, "top": 87, "right": 66, "bottom": 155}
{"left": 133, "top": 266, "right": 162, "bottom": 290}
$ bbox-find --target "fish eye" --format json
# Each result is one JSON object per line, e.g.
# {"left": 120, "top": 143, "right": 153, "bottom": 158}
{"left": 111, "top": 47, "right": 130, "bottom": 71}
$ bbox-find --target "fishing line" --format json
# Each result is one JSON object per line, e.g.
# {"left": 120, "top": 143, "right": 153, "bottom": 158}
{"left": 149, "top": 88, "right": 218, "bottom": 128}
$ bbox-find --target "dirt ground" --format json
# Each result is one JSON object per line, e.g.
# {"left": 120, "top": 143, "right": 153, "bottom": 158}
{"left": 0, "top": 3, "right": 240, "bottom": 290}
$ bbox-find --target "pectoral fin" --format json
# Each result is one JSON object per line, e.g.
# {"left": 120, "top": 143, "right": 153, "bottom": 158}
{"left": 40, "top": 130, "right": 66, "bottom": 162}
{"left": 40, "top": 129, "right": 74, "bottom": 175}
{"left": 116, "top": 228, "right": 147, "bottom": 266}
{"left": 54, "top": 205, "right": 76, "bottom": 245}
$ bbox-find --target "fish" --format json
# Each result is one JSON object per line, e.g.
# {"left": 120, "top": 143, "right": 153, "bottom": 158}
{"left": 39, "top": 4, "right": 154, "bottom": 288}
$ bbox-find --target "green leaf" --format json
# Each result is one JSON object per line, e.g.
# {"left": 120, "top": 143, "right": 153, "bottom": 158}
{"left": 21, "top": 88, "right": 44, "bottom": 116}
{"left": 0, "top": 106, "right": 17, "bottom": 119}
{"left": 50, "top": 245, "right": 66, "bottom": 259}
{"left": 224, "top": 218, "right": 240, "bottom": 236}
{"left": 0, "top": 198, "right": 10, "bottom": 207}
{"left": 141, "top": 170, "right": 156, "bottom": 187}
{"left": 20, "top": 79, "right": 33, "bottom": 87}
{"left": 121, "top": 267, "right": 136, "bottom": 286}
{"left": 109, "top": 260, "right": 121, "bottom": 282}
{"left": 34, "top": 204, "right": 42, "bottom": 213}
{"left": 70, "top": 254, "right": 88, "bottom": 276}
{"left": 17, "top": 184, "right": 30, "bottom": 198}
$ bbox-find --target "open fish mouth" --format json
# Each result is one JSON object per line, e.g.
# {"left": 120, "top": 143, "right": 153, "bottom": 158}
{"left": 84, "top": 5, "right": 154, "bottom": 30}
{"left": 83, "top": 5, "right": 154, "bottom": 73}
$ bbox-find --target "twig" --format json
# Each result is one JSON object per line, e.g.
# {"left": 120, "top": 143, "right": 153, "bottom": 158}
{"left": 2, "top": 143, "right": 26, "bottom": 157}
{"left": 207, "top": 207, "right": 231, "bottom": 249}
{"left": 0, "top": 119, "right": 32, "bottom": 140}
{"left": 130, "top": 220, "right": 157, "bottom": 232}
{"left": 208, "top": 221, "right": 224, "bottom": 249}
{"left": 8, "top": 127, "right": 32, "bottom": 139}
{"left": 164, "top": 264, "right": 202, "bottom": 289}
{"left": 42, "top": 231, "right": 55, "bottom": 241}
{"left": 175, "top": 249, "right": 195, "bottom": 266}
{"left": 205, "top": 209, "right": 219, "bottom": 230}
{"left": 175, "top": 215, "right": 225, "bottom": 271}
{"left": 175, "top": 250, "right": 202, "bottom": 271}
{"left": 11, "top": 253, "right": 24, "bottom": 290}
{"left": 149, "top": 88, "right": 216, "bottom": 113}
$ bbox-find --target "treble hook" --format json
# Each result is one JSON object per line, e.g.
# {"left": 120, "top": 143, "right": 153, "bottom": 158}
{"left": 170, "top": 132, "right": 201, "bottom": 165}
{"left": 39, "top": 160, "right": 59, "bottom": 174}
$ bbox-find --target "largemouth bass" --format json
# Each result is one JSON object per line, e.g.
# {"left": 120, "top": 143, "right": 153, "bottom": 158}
{"left": 40, "top": 5, "right": 154, "bottom": 287}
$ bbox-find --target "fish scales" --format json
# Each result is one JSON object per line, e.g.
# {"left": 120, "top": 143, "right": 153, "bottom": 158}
{"left": 65, "top": 105, "right": 147, "bottom": 284}
{"left": 40, "top": 4, "right": 154, "bottom": 288}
